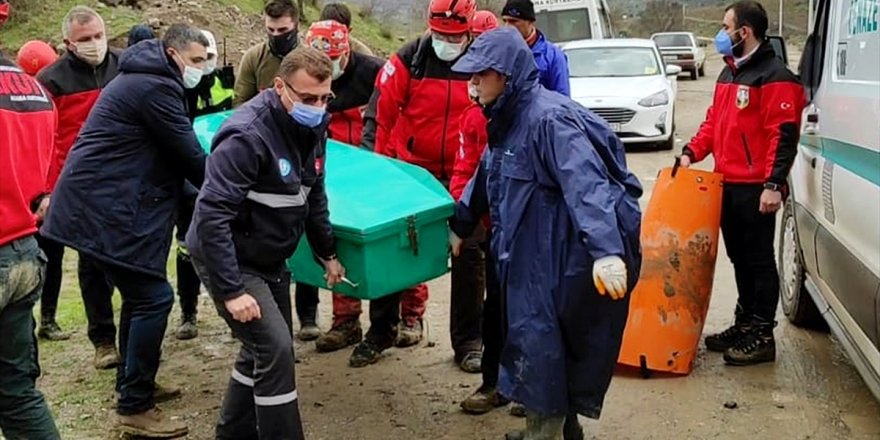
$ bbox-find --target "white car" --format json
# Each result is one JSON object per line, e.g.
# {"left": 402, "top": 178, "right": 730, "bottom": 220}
{"left": 564, "top": 39, "right": 681, "bottom": 150}
{"left": 651, "top": 31, "right": 708, "bottom": 81}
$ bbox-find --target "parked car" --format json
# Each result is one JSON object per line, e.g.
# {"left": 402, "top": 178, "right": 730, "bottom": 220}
{"left": 781, "top": 0, "right": 880, "bottom": 401}
{"left": 564, "top": 38, "right": 680, "bottom": 150}
{"left": 651, "top": 31, "right": 707, "bottom": 80}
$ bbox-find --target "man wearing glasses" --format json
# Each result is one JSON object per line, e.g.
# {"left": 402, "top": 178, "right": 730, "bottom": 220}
{"left": 186, "top": 46, "right": 345, "bottom": 439}
{"left": 357, "top": 0, "right": 487, "bottom": 375}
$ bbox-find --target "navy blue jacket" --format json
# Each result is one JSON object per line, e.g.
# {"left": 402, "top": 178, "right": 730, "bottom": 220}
{"left": 452, "top": 28, "right": 642, "bottom": 418}
{"left": 186, "top": 90, "right": 336, "bottom": 301}
{"left": 42, "top": 39, "right": 206, "bottom": 278}
{"left": 532, "top": 31, "right": 571, "bottom": 96}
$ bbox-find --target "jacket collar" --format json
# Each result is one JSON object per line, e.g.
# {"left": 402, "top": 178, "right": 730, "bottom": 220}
{"left": 723, "top": 40, "right": 776, "bottom": 73}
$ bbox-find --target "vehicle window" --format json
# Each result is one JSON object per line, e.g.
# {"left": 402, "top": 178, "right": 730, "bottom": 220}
{"left": 799, "top": 0, "right": 832, "bottom": 100}
{"left": 536, "top": 9, "right": 592, "bottom": 42}
{"left": 833, "top": 0, "right": 880, "bottom": 84}
{"left": 652, "top": 34, "right": 693, "bottom": 48}
{"left": 567, "top": 47, "right": 661, "bottom": 77}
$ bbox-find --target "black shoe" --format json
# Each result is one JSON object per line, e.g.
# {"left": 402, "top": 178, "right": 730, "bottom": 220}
{"left": 705, "top": 322, "right": 751, "bottom": 352}
{"left": 563, "top": 413, "right": 585, "bottom": 440}
{"left": 724, "top": 329, "right": 776, "bottom": 366}
{"left": 349, "top": 338, "right": 393, "bottom": 368}
{"left": 38, "top": 320, "right": 71, "bottom": 341}
{"left": 175, "top": 314, "right": 198, "bottom": 340}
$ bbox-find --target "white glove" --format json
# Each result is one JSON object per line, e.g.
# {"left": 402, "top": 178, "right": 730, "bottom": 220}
{"left": 449, "top": 230, "right": 463, "bottom": 257}
{"left": 593, "top": 256, "right": 628, "bottom": 300}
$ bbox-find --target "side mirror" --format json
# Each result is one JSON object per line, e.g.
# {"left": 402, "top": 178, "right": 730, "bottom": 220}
{"left": 767, "top": 35, "right": 790, "bottom": 66}
{"left": 666, "top": 65, "right": 682, "bottom": 76}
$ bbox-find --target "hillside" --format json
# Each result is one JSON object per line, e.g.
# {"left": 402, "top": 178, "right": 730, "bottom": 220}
{"left": 0, "top": 0, "right": 409, "bottom": 62}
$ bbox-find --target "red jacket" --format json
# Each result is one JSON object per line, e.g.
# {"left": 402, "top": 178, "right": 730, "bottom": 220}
{"left": 684, "top": 42, "right": 805, "bottom": 184}
{"left": 37, "top": 50, "right": 119, "bottom": 191}
{"left": 327, "top": 51, "right": 383, "bottom": 146}
{"left": 0, "top": 56, "right": 56, "bottom": 246}
{"left": 362, "top": 36, "right": 472, "bottom": 180}
{"left": 450, "top": 102, "right": 487, "bottom": 200}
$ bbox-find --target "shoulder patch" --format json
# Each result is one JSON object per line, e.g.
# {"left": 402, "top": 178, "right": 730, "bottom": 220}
{"left": 736, "top": 85, "right": 750, "bottom": 109}
{"left": 278, "top": 158, "right": 292, "bottom": 177}
{"left": 380, "top": 61, "right": 396, "bottom": 84}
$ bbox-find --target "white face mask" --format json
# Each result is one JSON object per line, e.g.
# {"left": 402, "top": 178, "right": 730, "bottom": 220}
{"left": 73, "top": 38, "right": 108, "bottom": 66}
{"left": 204, "top": 57, "right": 218, "bottom": 75}
{"left": 174, "top": 53, "right": 203, "bottom": 89}
{"left": 468, "top": 83, "right": 479, "bottom": 99}
{"left": 432, "top": 38, "right": 465, "bottom": 62}
{"left": 331, "top": 58, "right": 343, "bottom": 80}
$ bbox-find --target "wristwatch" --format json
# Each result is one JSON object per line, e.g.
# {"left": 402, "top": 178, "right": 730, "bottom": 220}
{"left": 763, "top": 182, "right": 782, "bottom": 192}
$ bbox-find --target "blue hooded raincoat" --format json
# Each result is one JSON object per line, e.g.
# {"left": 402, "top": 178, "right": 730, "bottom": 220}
{"left": 451, "top": 28, "right": 643, "bottom": 419}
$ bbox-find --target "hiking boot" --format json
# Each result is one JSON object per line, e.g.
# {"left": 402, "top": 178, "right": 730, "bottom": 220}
{"left": 94, "top": 343, "right": 121, "bottom": 370}
{"left": 563, "top": 413, "right": 585, "bottom": 440}
{"left": 705, "top": 322, "right": 751, "bottom": 352}
{"left": 349, "top": 338, "right": 393, "bottom": 368}
{"left": 509, "top": 403, "right": 526, "bottom": 418}
{"left": 395, "top": 319, "right": 423, "bottom": 347}
{"left": 456, "top": 350, "right": 483, "bottom": 374}
{"left": 316, "top": 320, "right": 363, "bottom": 353}
{"left": 117, "top": 407, "right": 188, "bottom": 438}
{"left": 461, "top": 385, "right": 510, "bottom": 414}
{"left": 175, "top": 314, "right": 198, "bottom": 340}
{"left": 724, "top": 329, "right": 776, "bottom": 366}
{"left": 298, "top": 322, "right": 321, "bottom": 342}
{"left": 38, "top": 319, "right": 71, "bottom": 341}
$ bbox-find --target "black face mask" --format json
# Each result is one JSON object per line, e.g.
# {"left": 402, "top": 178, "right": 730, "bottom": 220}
{"left": 268, "top": 29, "right": 298, "bottom": 58}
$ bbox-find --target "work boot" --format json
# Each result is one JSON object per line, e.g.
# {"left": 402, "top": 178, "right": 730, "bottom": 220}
{"left": 461, "top": 385, "right": 510, "bottom": 414}
{"left": 298, "top": 321, "right": 321, "bottom": 342}
{"left": 316, "top": 320, "right": 363, "bottom": 353}
{"left": 704, "top": 321, "right": 752, "bottom": 352}
{"left": 117, "top": 407, "right": 188, "bottom": 438}
{"left": 349, "top": 337, "right": 394, "bottom": 368}
{"left": 563, "top": 412, "right": 585, "bottom": 440}
{"left": 510, "top": 403, "right": 527, "bottom": 418}
{"left": 175, "top": 313, "right": 198, "bottom": 340}
{"left": 395, "top": 318, "right": 423, "bottom": 347}
{"left": 507, "top": 411, "right": 565, "bottom": 440}
{"left": 724, "top": 326, "right": 776, "bottom": 366}
{"left": 38, "top": 319, "right": 71, "bottom": 341}
{"left": 114, "top": 383, "right": 182, "bottom": 408}
{"left": 94, "top": 343, "right": 121, "bottom": 370}
{"left": 456, "top": 350, "right": 483, "bottom": 374}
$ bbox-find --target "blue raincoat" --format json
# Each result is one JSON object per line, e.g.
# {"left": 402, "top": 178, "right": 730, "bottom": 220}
{"left": 451, "top": 28, "right": 643, "bottom": 419}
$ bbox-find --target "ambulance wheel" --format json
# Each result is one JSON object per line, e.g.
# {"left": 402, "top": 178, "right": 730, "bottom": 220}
{"left": 778, "top": 197, "right": 826, "bottom": 329}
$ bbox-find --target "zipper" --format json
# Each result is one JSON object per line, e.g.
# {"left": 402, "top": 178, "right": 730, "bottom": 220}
{"left": 440, "top": 79, "right": 453, "bottom": 181}
{"left": 740, "top": 133, "right": 754, "bottom": 169}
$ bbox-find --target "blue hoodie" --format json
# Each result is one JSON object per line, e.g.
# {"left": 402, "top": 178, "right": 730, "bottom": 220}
{"left": 531, "top": 31, "right": 571, "bottom": 96}
{"left": 42, "top": 39, "right": 206, "bottom": 278}
{"left": 451, "top": 27, "right": 643, "bottom": 418}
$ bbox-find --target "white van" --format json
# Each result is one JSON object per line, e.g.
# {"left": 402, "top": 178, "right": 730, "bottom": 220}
{"left": 780, "top": 0, "right": 880, "bottom": 400}
{"left": 533, "top": 0, "right": 615, "bottom": 43}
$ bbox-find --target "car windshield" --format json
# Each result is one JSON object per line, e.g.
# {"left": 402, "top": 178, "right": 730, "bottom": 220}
{"left": 535, "top": 9, "right": 592, "bottom": 42}
{"left": 653, "top": 34, "right": 693, "bottom": 47}
{"left": 566, "top": 47, "right": 661, "bottom": 78}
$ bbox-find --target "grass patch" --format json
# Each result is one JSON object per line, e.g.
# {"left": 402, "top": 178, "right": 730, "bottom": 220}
{"left": 0, "top": 0, "right": 141, "bottom": 51}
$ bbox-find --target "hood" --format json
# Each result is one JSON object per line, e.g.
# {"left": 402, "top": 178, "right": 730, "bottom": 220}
{"left": 570, "top": 75, "right": 668, "bottom": 100}
{"left": 452, "top": 27, "right": 539, "bottom": 118}
{"left": 453, "top": 27, "right": 539, "bottom": 98}
{"left": 119, "top": 39, "right": 182, "bottom": 83}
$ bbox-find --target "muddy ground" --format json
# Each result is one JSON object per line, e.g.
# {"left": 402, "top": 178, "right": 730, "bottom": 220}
{"left": 32, "top": 54, "right": 880, "bottom": 440}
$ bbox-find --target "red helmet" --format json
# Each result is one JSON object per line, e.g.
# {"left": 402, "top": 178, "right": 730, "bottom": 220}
{"left": 17, "top": 40, "right": 58, "bottom": 76}
{"left": 428, "top": 0, "right": 476, "bottom": 35}
{"left": 470, "top": 10, "right": 498, "bottom": 36}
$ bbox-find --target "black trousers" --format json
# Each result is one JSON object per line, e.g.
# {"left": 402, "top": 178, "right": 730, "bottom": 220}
{"left": 450, "top": 232, "right": 486, "bottom": 357}
{"left": 481, "top": 236, "right": 504, "bottom": 388}
{"left": 175, "top": 190, "right": 201, "bottom": 317}
{"left": 720, "top": 184, "right": 780, "bottom": 324}
{"left": 34, "top": 233, "right": 64, "bottom": 322}
{"left": 79, "top": 253, "right": 117, "bottom": 347}
{"left": 294, "top": 283, "right": 319, "bottom": 326}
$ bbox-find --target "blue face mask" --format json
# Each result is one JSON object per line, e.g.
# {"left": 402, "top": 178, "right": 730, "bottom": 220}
{"left": 290, "top": 102, "right": 326, "bottom": 128}
{"left": 715, "top": 28, "right": 742, "bottom": 57}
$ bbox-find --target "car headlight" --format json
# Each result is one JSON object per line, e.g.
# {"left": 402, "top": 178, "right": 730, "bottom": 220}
{"left": 638, "top": 90, "right": 669, "bottom": 107}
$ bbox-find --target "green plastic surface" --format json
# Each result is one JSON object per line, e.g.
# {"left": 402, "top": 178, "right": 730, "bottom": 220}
{"left": 192, "top": 111, "right": 454, "bottom": 299}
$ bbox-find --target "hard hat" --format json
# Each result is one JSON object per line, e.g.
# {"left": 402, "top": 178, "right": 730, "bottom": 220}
{"left": 17, "top": 40, "right": 59, "bottom": 76}
{"left": 428, "top": 0, "right": 476, "bottom": 35}
{"left": 470, "top": 10, "right": 499, "bottom": 36}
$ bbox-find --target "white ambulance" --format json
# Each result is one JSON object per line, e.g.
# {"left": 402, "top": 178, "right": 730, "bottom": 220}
{"left": 533, "top": 0, "right": 615, "bottom": 43}
{"left": 780, "top": 0, "right": 880, "bottom": 400}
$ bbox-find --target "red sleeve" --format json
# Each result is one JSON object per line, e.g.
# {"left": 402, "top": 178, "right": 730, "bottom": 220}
{"left": 762, "top": 80, "right": 806, "bottom": 184}
{"left": 450, "top": 106, "right": 487, "bottom": 200}
{"left": 373, "top": 55, "right": 411, "bottom": 158}
{"left": 685, "top": 84, "right": 721, "bottom": 162}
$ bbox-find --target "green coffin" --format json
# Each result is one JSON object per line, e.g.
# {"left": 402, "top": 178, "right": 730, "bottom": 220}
{"left": 193, "top": 111, "right": 454, "bottom": 299}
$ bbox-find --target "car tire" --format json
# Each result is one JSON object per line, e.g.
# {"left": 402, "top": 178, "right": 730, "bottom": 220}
{"left": 689, "top": 68, "right": 698, "bottom": 80}
{"left": 778, "top": 197, "right": 826, "bottom": 329}
{"left": 698, "top": 64, "right": 706, "bottom": 77}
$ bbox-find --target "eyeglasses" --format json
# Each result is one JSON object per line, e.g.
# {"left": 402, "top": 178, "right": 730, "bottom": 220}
{"left": 283, "top": 81, "right": 335, "bottom": 106}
